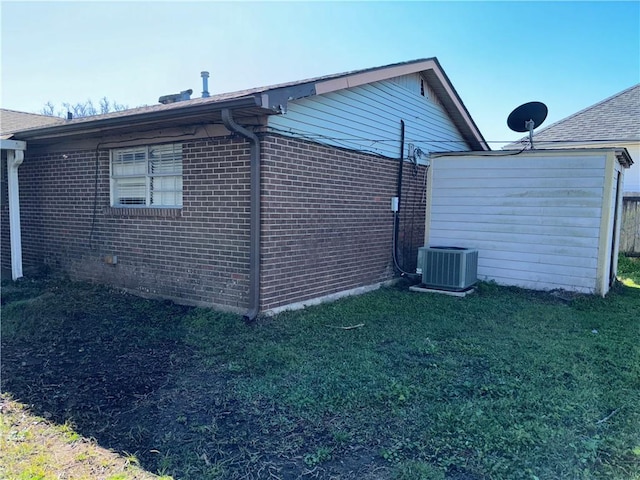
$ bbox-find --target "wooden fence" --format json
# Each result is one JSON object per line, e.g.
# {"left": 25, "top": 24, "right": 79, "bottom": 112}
{"left": 621, "top": 197, "right": 640, "bottom": 256}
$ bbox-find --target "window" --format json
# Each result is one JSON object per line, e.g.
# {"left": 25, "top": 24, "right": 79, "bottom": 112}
{"left": 110, "top": 143, "right": 182, "bottom": 207}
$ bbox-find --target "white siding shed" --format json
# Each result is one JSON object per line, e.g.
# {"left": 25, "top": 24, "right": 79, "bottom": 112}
{"left": 425, "top": 148, "right": 632, "bottom": 295}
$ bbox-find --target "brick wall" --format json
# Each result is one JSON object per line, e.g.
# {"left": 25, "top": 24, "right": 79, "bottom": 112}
{"left": 10, "top": 137, "right": 252, "bottom": 311}
{"left": 396, "top": 160, "right": 429, "bottom": 273}
{"left": 260, "top": 134, "right": 426, "bottom": 311}
{"left": 2, "top": 132, "right": 426, "bottom": 313}
{"left": 1, "top": 151, "right": 10, "bottom": 276}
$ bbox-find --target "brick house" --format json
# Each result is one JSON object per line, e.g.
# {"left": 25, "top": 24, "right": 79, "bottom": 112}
{"left": 1, "top": 58, "right": 487, "bottom": 318}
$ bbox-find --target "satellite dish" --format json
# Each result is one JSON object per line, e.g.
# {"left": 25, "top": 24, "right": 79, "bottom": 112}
{"left": 507, "top": 101, "right": 548, "bottom": 149}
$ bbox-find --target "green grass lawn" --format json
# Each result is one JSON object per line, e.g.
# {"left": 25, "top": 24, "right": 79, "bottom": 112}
{"left": 1, "top": 259, "right": 639, "bottom": 480}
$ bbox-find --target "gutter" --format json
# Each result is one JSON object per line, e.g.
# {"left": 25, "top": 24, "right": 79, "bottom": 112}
{"left": 13, "top": 96, "right": 263, "bottom": 141}
{"left": 221, "top": 109, "right": 261, "bottom": 321}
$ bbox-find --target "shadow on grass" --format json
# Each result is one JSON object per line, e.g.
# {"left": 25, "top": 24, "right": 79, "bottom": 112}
{"left": 1, "top": 278, "right": 388, "bottom": 480}
{"left": 4, "top": 274, "right": 638, "bottom": 479}
{"left": 0, "top": 277, "right": 205, "bottom": 477}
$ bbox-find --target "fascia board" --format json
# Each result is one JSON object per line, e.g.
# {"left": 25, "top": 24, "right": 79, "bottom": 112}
{"left": 13, "top": 96, "right": 263, "bottom": 141}
{"left": 314, "top": 59, "right": 439, "bottom": 94}
{"left": 427, "top": 67, "right": 489, "bottom": 151}
{"left": 0, "top": 139, "right": 27, "bottom": 150}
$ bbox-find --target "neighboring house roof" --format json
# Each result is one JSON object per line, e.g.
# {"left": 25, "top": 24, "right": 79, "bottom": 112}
{"left": 10, "top": 58, "right": 488, "bottom": 150}
{"left": 506, "top": 83, "right": 640, "bottom": 148}
{"left": 0, "top": 109, "right": 65, "bottom": 139}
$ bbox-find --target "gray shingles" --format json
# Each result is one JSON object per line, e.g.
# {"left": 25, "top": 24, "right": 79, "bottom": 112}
{"left": 521, "top": 84, "right": 640, "bottom": 145}
{"left": 0, "top": 109, "right": 65, "bottom": 136}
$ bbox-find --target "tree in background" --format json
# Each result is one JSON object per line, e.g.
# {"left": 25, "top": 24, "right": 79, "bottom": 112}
{"left": 42, "top": 97, "right": 128, "bottom": 118}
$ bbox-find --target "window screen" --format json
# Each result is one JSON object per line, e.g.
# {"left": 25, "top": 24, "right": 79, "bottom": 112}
{"left": 111, "top": 144, "right": 182, "bottom": 207}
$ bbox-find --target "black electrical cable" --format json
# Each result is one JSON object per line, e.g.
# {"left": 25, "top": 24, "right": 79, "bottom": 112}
{"left": 266, "top": 125, "right": 629, "bottom": 147}
{"left": 392, "top": 120, "right": 420, "bottom": 278}
{"left": 88, "top": 142, "right": 104, "bottom": 251}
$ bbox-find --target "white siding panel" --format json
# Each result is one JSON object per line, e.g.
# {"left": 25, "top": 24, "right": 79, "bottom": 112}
{"left": 479, "top": 256, "right": 595, "bottom": 278}
{"left": 431, "top": 197, "right": 604, "bottom": 210}
{"left": 478, "top": 268, "right": 595, "bottom": 293}
{"left": 434, "top": 167, "right": 605, "bottom": 180}
{"left": 427, "top": 153, "right": 608, "bottom": 293}
{"left": 429, "top": 212, "right": 601, "bottom": 228}
{"left": 429, "top": 229, "right": 599, "bottom": 249}
{"left": 390, "top": 73, "right": 421, "bottom": 95}
{"left": 432, "top": 216, "right": 600, "bottom": 239}
{"left": 478, "top": 249, "right": 598, "bottom": 269}
{"left": 431, "top": 155, "right": 605, "bottom": 170}
{"left": 431, "top": 220, "right": 599, "bottom": 239}
{"left": 434, "top": 187, "right": 604, "bottom": 199}
{"left": 267, "top": 76, "right": 468, "bottom": 158}
{"left": 434, "top": 176, "right": 605, "bottom": 190}
{"left": 428, "top": 235, "right": 596, "bottom": 259}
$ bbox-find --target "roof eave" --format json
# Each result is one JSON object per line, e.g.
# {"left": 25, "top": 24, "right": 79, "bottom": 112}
{"left": 432, "top": 146, "right": 634, "bottom": 166}
{"left": 614, "top": 148, "right": 634, "bottom": 168}
{"left": 13, "top": 95, "right": 265, "bottom": 141}
{"left": 422, "top": 59, "right": 490, "bottom": 151}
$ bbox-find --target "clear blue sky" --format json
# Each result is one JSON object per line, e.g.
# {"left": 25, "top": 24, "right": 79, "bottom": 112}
{"left": 1, "top": 1, "right": 639, "bottom": 148}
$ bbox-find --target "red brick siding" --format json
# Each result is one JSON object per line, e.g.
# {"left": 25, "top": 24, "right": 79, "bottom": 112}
{"left": 12, "top": 137, "right": 252, "bottom": 310}
{"left": 260, "top": 134, "right": 426, "bottom": 311}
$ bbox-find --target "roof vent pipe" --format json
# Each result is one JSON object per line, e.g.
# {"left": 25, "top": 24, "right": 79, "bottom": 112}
{"left": 158, "top": 89, "right": 193, "bottom": 104}
{"left": 201, "top": 71, "right": 210, "bottom": 98}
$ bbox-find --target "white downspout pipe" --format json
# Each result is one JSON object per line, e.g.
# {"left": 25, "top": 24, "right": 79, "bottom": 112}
{"left": 7, "top": 149, "right": 25, "bottom": 280}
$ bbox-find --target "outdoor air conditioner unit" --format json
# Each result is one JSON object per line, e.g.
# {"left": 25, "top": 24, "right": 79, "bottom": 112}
{"left": 417, "top": 246, "right": 478, "bottom": 291}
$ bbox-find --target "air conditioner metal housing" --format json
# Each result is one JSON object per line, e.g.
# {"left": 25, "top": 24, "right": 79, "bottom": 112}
{"left": 417, "top": 246, "right": 478, "bottom": 291}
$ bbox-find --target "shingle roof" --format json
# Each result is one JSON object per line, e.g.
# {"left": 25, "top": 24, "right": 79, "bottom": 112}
{"left": 7, "top": 58, "right": 488, "bottom": 151}
{"left": 10, "top": 58, "right": 443, "bottom": 131}
{"left": 0, "top": 109, "right": 65, "bottom": 137}
{"left": 515, "top": 84, "right": 640, "bottom": 146}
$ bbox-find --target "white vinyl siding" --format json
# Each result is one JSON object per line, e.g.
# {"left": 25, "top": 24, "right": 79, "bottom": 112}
{"left": 267, "top": 75, "right": 467, "bottom": 158}
{"left": 111, "top": 143, "right": 182, "bottom": 207}
{"left": 427, "top": 153, "right": 610, "bottom": 294}
{"left": 535, "top": 141, "right": 639, "bottom": 195}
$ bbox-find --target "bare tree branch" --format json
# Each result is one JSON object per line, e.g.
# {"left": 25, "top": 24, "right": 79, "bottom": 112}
{"left": 41, "top": 98, "right": 129, "bottom": 118}
{"left": 41, "top": 101, "right": 56, "bottom": 116}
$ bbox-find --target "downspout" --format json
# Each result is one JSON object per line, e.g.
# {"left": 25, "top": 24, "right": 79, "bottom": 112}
{"left": 221, "top": 109, "right": 260, "bottom": 321}
{"left": 7, "top": 149, "right": 25, "bottom": 280}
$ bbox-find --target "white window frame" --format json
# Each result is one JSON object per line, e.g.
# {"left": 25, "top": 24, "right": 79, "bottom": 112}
{"left": 110, "top": 143, "right": 183, "bottom": 208}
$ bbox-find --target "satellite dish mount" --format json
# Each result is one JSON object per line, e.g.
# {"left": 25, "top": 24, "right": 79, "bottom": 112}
{"left": 507, "top": 101, "right": 548, "bottom": 149}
